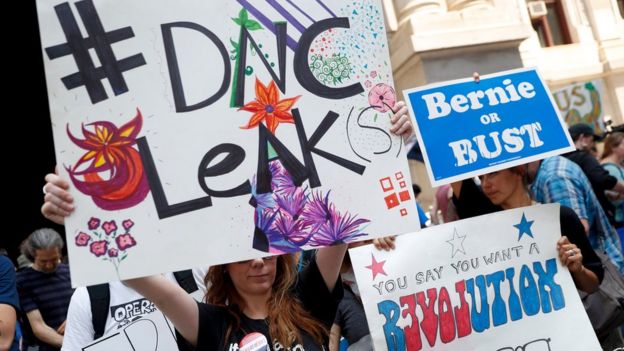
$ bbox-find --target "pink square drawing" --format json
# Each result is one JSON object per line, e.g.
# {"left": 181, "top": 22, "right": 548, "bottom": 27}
{"left": 395, "top": 171, "right": 404, "bottom": 180}
{"left": 399, "top": 181, "right": 406, "bottom": 188}
{"left": 400, "top": 208, "right": 408, "bottom": 216}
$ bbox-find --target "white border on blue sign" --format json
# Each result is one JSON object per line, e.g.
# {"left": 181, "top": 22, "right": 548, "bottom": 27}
{"left": 402, "top": 67, "right": 575, "bottom": 187}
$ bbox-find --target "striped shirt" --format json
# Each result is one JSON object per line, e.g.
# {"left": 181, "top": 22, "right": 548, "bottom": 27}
{"left": 16, "top": 263, "right": 73, "bottom": 351}
{"left": 531, "top": 156, "right": 624, "bottom": 274}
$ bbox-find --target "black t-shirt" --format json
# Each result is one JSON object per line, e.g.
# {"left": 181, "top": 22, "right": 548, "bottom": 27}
{"left": 334, "top": 285, "right": 370, "bottom": 346}
{"left": 453, "top": 179, "right": 604, "bottom": 282}
{"left": 178, "top": 258, "right": 342, "bottom": 351}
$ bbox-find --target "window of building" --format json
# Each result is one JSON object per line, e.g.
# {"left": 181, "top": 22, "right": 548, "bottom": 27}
{"left": 530, "top": 0, "right": 572, "bottom": 47}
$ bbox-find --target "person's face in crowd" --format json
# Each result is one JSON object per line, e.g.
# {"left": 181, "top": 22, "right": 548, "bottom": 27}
{"left": 577, "top": 134, "right": 595, "bottom": 152}
{"left": 33, "top": 247, "right": 62, "bottom": 273}
{"left": 226, "top": 256, "right": 278, "bottom": 297}
{"left": 479, "top": 169, "right": 524, "bottom": 208}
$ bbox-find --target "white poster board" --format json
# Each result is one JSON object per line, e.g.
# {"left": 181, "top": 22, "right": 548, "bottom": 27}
{"left": 83, "top": 311, "right": 178, "bottom": 351}
{"left": 350, "top": 204, "right": 600, "bottom": 350}
{"left": 35, "top": 0, "right": 419, "bottom": 286}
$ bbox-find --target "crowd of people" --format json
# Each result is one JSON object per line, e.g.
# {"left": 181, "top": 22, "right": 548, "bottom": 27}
{"left": 1, "top": 111, "right": 623, "bottom": 351}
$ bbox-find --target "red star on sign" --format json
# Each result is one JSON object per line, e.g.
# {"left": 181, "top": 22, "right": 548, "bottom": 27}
{"left": 365, "top": 253, "right": 387, "bottom": 280}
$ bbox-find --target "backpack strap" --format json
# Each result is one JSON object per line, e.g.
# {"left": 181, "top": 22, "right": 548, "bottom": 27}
{"left": 87, "top": 283, "right": 110, "bottom": 340}
{"left": 173, "top": 270, "right": 199, "bottom": 294}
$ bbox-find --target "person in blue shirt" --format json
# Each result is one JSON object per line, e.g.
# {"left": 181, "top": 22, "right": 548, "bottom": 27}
{"left": 412, "top": 184, "right": 429, "bottom": 228}
{"left": 0, "top": 253, "right": 20, "bottom": 351}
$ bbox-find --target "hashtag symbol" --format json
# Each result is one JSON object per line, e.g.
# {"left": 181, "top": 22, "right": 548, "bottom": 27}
{"left": 44, "top": 0, "right": 146, "bottom": 104}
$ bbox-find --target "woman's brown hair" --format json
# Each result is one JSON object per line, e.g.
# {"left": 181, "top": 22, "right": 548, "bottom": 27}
{"left": 601, "top": 132, "right": 624, "bottom": 160}
{"left": 205, "top": 254, "right": 328, "bottom": 348}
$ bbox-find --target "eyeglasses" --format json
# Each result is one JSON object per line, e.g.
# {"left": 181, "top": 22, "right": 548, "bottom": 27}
{"left": 497, "top": 338, "right": 551, "bottom": 351}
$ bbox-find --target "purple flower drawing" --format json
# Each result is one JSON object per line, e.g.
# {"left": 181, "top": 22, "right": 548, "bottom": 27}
{"left": 250, "top": 159, "right": 369, "bottom": 253}
{"left": 75, "top": 217, "right": 138, "bottom": 274}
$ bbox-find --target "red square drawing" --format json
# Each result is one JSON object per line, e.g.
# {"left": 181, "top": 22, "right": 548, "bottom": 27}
{"left": 395, "top": 171, "right": 404, "bottom": 180}
{"left": 400, "top": 208, "right": 408, "bottom": 216}
{"left": 399, "top": 181, "right": 406, "bottom": 188}
{"left": 399, "top": 190, "right": 411, "bottom": 202}
{"left": 379, "top": 177, "right": 393, "bottom": 192}
{"left": 384, "top": 193, "right": 399, "bottom": 209}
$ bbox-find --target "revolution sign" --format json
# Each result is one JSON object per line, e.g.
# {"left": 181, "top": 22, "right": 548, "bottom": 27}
{"left": 350, "top": 204, "right": 600, "bottom": 350}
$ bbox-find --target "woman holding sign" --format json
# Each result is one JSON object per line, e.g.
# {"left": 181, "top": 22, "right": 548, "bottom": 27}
{"left": 41, "top": 106, "right": 414, "bottom": 351}
{"left": 451, "top": 166, "right": 603, "bottom": 293}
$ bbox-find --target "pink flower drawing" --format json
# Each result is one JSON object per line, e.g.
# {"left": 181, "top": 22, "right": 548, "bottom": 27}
{"left": 108, "top": 248, "right": 119, "bottom": 257}
{"left": 122, "top": 219, "right": 134, "bottom": 230}
{"left": 75, "top": 232, "right": 91, "bottom": 247}
{"left": 88, "top": 217, "right": 100, "bottom": 230}
{"left": 116, "top": 234, "right": 137, "bottom": 250}
{"left": 102, "top": 221, "right": 117, "bottom": 235}
{"left": 90, "top": 240, "right": 108, "bottom": 257}
{"left": 77, "top": 216, "right": 138, "bottom": 274}
{"left": 368, "top": 83, "right": 396, "bottom": 112}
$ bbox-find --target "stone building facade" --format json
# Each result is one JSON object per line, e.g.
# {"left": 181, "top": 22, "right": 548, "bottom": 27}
{"left": 383, "top": 0, "right": 624, "bottom": 214}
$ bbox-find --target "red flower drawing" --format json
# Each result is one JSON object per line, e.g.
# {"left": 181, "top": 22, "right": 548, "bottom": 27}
{"left": 66, "top": 109, "right": 150, "bottom": 210}
{"left": 239, "top": 79, "right": 301, "bottom": 133}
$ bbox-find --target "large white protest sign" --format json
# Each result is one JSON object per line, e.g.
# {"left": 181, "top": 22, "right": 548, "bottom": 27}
{"left": 404, "top": 68, "right": 574, "bottom": 186}
{"left": 82, "top": 311, "right": 178, "bottom": 351}
{"left": 35, "top": 0, "right": 419, "bottom": 286}
{"left": 350, "top": 204, "right": 600, "bottom": 350}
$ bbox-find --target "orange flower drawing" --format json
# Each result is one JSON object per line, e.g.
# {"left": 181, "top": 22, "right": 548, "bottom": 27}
{"left": 239, "top": 79, "right": 301, "bottom": 133}
{"left": 66, "top": 109, "right": 149, "bottom": 210}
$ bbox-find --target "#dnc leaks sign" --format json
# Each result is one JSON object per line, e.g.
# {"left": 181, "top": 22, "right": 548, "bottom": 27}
{"left": 404, "top": 68, "right": 574, "bottom": 186}
{"left": 36, "top": 0, "right": 419, "bottom": 286}
{"left": 350, "top": 204, "right": 600, "bottom": 350}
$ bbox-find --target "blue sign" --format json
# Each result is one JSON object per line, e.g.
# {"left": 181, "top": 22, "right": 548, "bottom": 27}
{"left": 404, "top": 68, "right": 574, "bottom": 186}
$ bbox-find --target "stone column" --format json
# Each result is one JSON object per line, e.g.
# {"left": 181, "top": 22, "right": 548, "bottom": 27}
{"left": 446, "top": 0, "right": 493, "bottom": 11}
{"left": 393, "top": 0, "right": 447, "bottom": 23}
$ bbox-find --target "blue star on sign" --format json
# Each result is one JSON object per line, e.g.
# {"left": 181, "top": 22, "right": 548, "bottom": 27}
{"left": 513, "top": 213, "right": 534, "bottom": 241}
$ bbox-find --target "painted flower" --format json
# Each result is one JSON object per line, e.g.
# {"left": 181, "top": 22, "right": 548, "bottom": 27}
{"left": 269, "top": 160, "right": 295, "bottom": 194}
{"left": 108, "top": 248, "right": 119, "bottom": 257}
{"left": 365, "top": 80, "right": 372, "bottom": 89}
{"left": 310, "top": 209, "right": 369, "bottom": 246}
{"left": 122, "top": 219, "right": 134, "bottom": 231}
{"left": 102, "top": 221, "right": 117, "bottom": 235}
{"left": 273, "top": 211, "right": 313, "bottom": 247}
{"left": 88, "top": 217, "right": 100, "bottom": 230}
{"left": 300, "top": 191, "right": 334, "bottom": 232}
{"left": 90, "top": 240, "right": 108, "bottom": 257}
{"left": 116, "top": 234, "right": 137, "bottom": 250}
{"left": 368, "top": 83, "right": 396, "bottom": 112}
{"left": 275, "top": 188, "right": 307, "bottom": 219}
{"left": 75, "top": 232, "right": 91, "bottom": 247}
{"left": 370, "top": 71, "right": 378, "bottom": 78}
{"left": 65, "top": 109, "right": 150, "bottom": 211}
{"left": 239, "top": 79, "right": 301, "bottom": 133}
